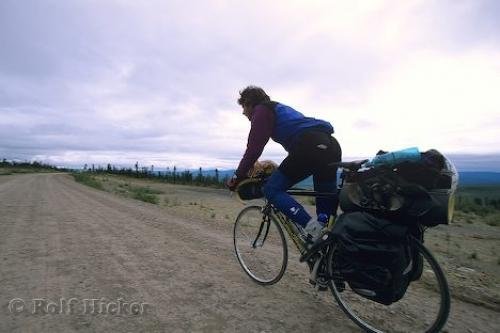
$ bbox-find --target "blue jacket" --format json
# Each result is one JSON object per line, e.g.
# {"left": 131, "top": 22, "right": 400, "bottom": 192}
{"left": 271, "top": 103, "right": 334, "bottom": 151}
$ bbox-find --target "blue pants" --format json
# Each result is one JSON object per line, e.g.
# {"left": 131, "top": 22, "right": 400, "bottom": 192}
{"left": 262, "top": 170, "right": 338, "bottom": 226}
{"left": 262, "top": 130, "right": 341, "bottom": 227}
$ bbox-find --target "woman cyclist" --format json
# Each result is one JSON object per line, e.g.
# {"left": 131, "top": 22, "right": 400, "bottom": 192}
{"left": 227, "top": 86, "right": 342, "bottom": 241}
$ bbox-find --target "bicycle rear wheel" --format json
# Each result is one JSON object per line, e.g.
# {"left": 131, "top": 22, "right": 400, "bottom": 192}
{"left": 327, "top": 238, "right": 450, "bottom": 333}
{"left": 233, "top": 206, "right": 288, "bottom": 285}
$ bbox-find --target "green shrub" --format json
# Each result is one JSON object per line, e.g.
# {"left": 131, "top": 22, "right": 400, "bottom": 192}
{"left": 72, "top": 173, "right": 103, "bottom": 190}
{"left": 130, "top": 186, "right": 159, "bottom": 204}
{"left": 132, "top": 192, "right": 158, "bottom": 204}
{"left": 484, "top": 214, "right": 499, "bottom": 227}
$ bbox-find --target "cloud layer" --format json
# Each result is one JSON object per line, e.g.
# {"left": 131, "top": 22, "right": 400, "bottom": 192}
{"left": 1, "top": 0, "right": 499, "bottom": 169}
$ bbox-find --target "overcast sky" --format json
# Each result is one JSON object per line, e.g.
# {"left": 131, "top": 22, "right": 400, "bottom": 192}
{"left": 1, "top": 0, "right": 499, "bottom": 170}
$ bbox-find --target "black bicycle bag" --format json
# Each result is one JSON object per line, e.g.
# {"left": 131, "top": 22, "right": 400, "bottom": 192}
{"left": 339, "top": 149, "right": 458, "bottom": 226}
{"left": 331, "top": 211, "right": 413, "bottom": 305}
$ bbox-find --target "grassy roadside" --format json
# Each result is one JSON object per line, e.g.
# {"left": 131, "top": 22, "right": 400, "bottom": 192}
{"left": 72, "top": 173, "right": 238, "bottom": 224}
{"left": 72, "top": 172, "right": 163, "bottom": 204}
{"left": 72, "top": 173, "right": 104, "bottom": 190}
{"left": 117, "top": 181, "right": 163, "bottom": 204}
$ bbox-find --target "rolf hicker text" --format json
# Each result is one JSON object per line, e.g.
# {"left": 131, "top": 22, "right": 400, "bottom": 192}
{"left": 8, "top": 297, "right": 149, "bottom": 315}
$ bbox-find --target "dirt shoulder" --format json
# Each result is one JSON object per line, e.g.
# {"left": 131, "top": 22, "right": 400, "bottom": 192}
{"left": 0, "top": 173, "right": 498, "bottom": 332}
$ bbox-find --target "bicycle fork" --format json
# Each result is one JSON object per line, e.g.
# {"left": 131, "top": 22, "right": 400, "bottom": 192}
{"left": 251, "top": 214, "right": 271, "bottom": 248}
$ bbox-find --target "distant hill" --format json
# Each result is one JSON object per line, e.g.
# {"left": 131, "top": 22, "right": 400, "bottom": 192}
{"left": 447, "top": 154, "right": 500, "bottom": 172}
{"left": 458, "top": 172, "right": 500, "bottom": 185}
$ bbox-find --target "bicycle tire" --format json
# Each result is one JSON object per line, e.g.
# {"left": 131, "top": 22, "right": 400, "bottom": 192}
{"left": 327, "top": 237, "right": 450, "bottom": 333}
{"left": 233, "top": 206, "right": 288, "bottom": 285}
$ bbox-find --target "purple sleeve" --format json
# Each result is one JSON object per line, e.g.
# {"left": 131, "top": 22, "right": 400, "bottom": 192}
{"left": 235, "top": 106, "right": 274, "bottom": 179}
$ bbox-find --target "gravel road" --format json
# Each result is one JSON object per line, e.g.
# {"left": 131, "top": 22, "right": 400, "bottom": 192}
{"left": 0, "top": 173, "right": 497, "bottom": 332}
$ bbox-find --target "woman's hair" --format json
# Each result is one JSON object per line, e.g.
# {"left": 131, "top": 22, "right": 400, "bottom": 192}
{"left": 237, "top": 86, "right": 271, "bottom": 107}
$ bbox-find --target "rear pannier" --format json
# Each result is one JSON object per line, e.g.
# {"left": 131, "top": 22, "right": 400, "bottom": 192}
{"left": 331, "top": 211, "right": 413, "bottom": 305}
{"left": 339, "top": 148, "right": 458, "bottom": 226}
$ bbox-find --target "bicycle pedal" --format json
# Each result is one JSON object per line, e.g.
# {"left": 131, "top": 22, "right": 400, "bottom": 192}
{"left": 310, "top": 279, "right": 328, "bottom": 291}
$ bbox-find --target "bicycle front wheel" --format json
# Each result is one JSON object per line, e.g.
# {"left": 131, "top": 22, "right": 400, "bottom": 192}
{"left": 233, "top": 206, "right": 288, "bottom": 285}
{"left": 327, "top": 238, "right": 450, "bottom": 333}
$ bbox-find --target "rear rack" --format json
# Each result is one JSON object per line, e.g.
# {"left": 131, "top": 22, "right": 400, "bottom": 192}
{"left": 329, "top": 159, "right": 369, "bottom": 171}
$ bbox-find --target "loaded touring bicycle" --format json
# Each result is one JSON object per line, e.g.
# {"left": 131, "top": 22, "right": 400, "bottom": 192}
{"left": 233, "top": 148, "right": 457, "bottom": 333}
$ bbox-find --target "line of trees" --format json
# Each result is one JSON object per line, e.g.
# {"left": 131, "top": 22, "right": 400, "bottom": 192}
{"left": 82, "top": 162, "right": 228, "bottom": 188}
{"left": 456, "top": 194, "right": 500, "bottom": 215}
{"left": 0, "top": 158, "right": 64, "bottom": 171}
{"left": 0, "top": 158, "right": 229, "bottom": 188}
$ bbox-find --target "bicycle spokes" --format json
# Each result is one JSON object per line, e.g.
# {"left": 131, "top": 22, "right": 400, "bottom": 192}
{"left": 233, "top": 206, "right": 288, "bottom": 285}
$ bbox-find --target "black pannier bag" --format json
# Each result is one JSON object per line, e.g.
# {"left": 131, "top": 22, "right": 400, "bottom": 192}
{"left": 331, "top": 211, "right": 413, "bottom": 305}
{"left": 408, "top": 225, "right": 424, "bottom": 282}
{"left": 339, "top": 149, "right": 458, "bottom": 226}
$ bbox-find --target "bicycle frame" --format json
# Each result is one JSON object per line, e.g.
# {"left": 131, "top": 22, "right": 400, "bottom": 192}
{"left": 264, "top": 204, "right": 309, "bottom": 255}
{"left": 261, "top": 195, "right": 339, "bottom": 258}
{"left": 242, "top": 164, "right": 357, "bottom": 275}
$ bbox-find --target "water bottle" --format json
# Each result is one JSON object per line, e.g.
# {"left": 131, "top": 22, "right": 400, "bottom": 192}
{"left": 366, "top": 147, "right": 421, "bottom": 167}
{"left": 317, "top": 213, "right": 329, "bottom": 226}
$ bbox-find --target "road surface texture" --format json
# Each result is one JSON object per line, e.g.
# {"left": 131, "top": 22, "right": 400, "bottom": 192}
{"left": 0, "top": 173, "right": 498, "bottom": 332}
